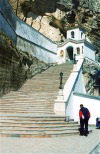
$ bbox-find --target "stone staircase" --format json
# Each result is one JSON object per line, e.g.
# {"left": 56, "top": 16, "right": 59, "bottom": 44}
{"left": 0, "top": 63, "right": 79, "bottom": 137}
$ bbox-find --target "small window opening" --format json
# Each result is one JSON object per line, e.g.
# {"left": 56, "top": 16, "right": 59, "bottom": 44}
{"left": 82, "top": 46, "right": 83, "bottom": 54}
{"left": 77, "top": 47, "right": 80, "bottom": 55}
{"left": 71, "top": 31, "right": 75, "bottom": 38}
{"left": 81, "top": 32, "right": 83, "bottom": 38}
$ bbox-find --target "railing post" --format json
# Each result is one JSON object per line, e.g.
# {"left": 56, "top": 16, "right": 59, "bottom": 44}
{"left": 59, "top": 72, "right": 63, "bottom": 89}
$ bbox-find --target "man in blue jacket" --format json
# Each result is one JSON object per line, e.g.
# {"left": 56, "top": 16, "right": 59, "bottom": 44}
{"left": 79, "top": 104, "right": 90, "bottom": 136}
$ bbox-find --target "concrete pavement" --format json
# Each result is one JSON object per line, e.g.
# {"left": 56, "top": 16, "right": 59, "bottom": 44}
{"left": 0, "top": 127, "right": 99, "bottom": 154}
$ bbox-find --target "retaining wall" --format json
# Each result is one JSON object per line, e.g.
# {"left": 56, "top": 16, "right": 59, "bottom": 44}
{"left": 0, "top": 0, "right": 58, "bottom": 63}
{"left": 64, "top": 59, "right": 100, "bottom": 124}
{"left": 73, "top": 93, "right": 100, "bottom": 124}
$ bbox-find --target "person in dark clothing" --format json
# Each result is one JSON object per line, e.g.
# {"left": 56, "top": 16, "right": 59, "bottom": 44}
{"left": 79, "top": 104, "right": 90, "bottom": 136}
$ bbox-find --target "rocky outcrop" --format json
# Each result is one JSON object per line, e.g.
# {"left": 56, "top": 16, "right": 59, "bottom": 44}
{"left": 83, "top": 59, "right": 100, "bottom": 96}
{"left": 9, "top": 0, "right": 100, "bottom": 58}
{"left": 0, "top": 31, "right": 49, "bottom": 96}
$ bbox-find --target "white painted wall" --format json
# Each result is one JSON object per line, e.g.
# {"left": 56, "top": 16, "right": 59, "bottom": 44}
{"left": 16, "top": 20, "right": 57, "bottom": 53}
{"left": 74, "top": 70, "right": 86, "bottom": 94}
{"left": 67, "top": 94, "right": 100, "bottom": 125}
{"left": 67, "top": 28, "right": 86, "bottom": 40}
{"left": 58, "top": 40, "right": 95, "bottom": 63}
{"left": 58, "top": 42, "right": 84, "bottom": 63}
{"left": 17, "top": 37, "right": 58, "bottom": 63}
{"left": 63, "top": 59, "right": 84, "bottom": 101}
{"left": 64, "top": 59, "right": 87, "bottom": 119}
{"left": 73, "top": 69, "right": 86, "bottom": 94}
{"left": 64, "top": 58, "right": 99, "bottom": 125}
{"left": 84, "top": 44, "right": 95, "bottom": 61}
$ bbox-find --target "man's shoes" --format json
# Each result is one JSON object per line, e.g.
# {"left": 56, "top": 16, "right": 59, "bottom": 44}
{"left": 80, "top": 134, "right": 84, "bottom": 136}
{"left": 84, "top": 134, "right": 88, "bottom": 136}
{"left": 84, "top": 133, "right": 88, "bottom": 136}
{"left": 84, "top": 130, "right": 89, "bottom": 136}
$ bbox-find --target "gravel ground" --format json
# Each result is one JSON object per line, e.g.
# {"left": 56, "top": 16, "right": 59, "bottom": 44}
{"left": 0, "top": 127, "right": 99, "bottom": 154}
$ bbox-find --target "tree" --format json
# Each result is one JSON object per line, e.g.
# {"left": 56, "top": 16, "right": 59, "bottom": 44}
{"left": 16, "top": 0, "right": 19, "bottom": 16}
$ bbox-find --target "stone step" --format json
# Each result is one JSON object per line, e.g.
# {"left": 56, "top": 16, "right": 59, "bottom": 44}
{"left": 0, "top": 98, "right": 56, "bottom": 101}
{"left": 0, "top": 122, "right": 78, "bottom": 128}
{"left": 0, "top": 109, "right": 54, "bottom": 112}
{"left": 0, "top": 100, "right": 54, "bottom": 103}
{"left": 0, "top": 114, "right": 69, "bottom": 118}
{"left": 22, "top": 83, "right": 60, "bottom": 85}
{"left": 0, "top": 100, "right": 55, "bottom": 103}
{"left": 0, "top": 130, "right": 79, "bottom": 138}
{"left": 17, "top": 90, "right": 57, "bottom": 92}
{"left": 0, "top": 101, "right": 55, "bottom": 104}
{"left": 0, "top": 120, "right": 77, "bottom": 124}
{"left": 0, "top": 111, "right": 54, "bottom": 114}
{"left": 0, "top": 116, "right": 70, "bottom": 121}
{"left": 1, "top": 94, "right": 57, "bottom": 98}
{"left": 0, "top": 107, "right": 54, "bottom": 110}
{"left": 0, "top": 105, "right": 54, "bottom": 108}
{"left": 0, "top": 117, "right": 71, "bottom": 121}
{"left": 1, "top": 95, "right": 57, "bottom": 98}
{"left": 0, "top": 112, "right": 56, "bottom": 118}
{"left": 0, "top": 121, "right": 77, "bottom": 126}
{"left": 0, "top": 104, "right": 54, "bottom": 107}
{"left": 0, "top": 129, "right": 79, "bottom": 135}
{"left": 0, "top": 64, "right": 74, "bottom": 138}
{"left": 0, "top": 126, "right": 79, "bottom": 131}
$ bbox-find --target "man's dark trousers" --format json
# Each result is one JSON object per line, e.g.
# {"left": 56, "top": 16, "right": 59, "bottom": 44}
{"left": 80, "top": 118, "right": 89, "bottom": 135}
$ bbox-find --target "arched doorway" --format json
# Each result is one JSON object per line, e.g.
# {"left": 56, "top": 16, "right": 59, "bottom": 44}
{"left": 66, "top": 46, "right": 73, "bottom": 60}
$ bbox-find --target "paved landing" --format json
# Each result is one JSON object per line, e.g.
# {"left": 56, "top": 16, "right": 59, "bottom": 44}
{"left": 0, "top": 127, "right": 99, "bottom": 154}
{"left": 90, "top": 142, "right": 100, "bottom": 154}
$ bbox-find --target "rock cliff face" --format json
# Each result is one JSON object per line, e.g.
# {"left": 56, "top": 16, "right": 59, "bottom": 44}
{"left": 9, "top": 0, "right": 100, "bottom": 58}
{"left": 0, "top": 31, "right": 49, "bottom": 96}
{"left": 83, "top": 59, "right": 100, "bottom": 96}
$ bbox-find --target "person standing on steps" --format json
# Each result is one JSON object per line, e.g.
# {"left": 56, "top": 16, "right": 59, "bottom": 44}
{"left": 79, "top": 104, "right": 90, "bottom": 136}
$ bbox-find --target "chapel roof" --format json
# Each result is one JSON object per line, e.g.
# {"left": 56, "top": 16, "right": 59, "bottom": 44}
{"left": 58, "top": 38, "right": 95, "bottom": 50}
{"left": 67, "top": 26, "right": 86, "bottom": 32}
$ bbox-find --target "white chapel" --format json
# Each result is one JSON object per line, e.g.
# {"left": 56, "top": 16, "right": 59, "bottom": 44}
{"left": 57, "top": 27, "right": 96, "bottom": 63}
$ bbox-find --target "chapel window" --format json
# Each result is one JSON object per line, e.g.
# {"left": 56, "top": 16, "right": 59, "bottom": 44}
{"left": 81, "top": 32, "right": 83, "bottom": 38}
{"left": 71, "top": 31, "right": 75, "bottom": 38}
{"left": 77, "top": 47, "right": 80, "bottom": 55}
{"left": 82, "top": 46, "right": 83, "bottom": 54}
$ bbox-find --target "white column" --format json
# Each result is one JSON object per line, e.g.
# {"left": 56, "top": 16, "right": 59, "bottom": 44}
{"left": 54, "top": 89, "right": 65, "bottom": 116}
